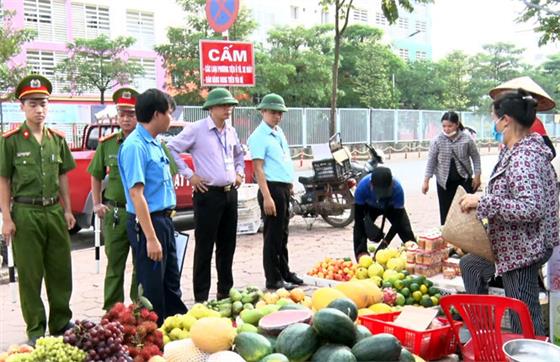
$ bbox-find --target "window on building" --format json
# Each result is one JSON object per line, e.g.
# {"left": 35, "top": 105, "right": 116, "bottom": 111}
{"left": 72, "top": 3, "right": 110, "bottom": 39}
{"left": 126, "top": 10, "right": 155, "bottom": 49}
{"left": 398, "top": 48, "right": 409, "bottom": 61}
{"left": 321, "top": 10, "right": 329, "bottom": 24}
{"left": 398, "top": 17, "right": 409, "bottom": 30}
{"left": 416, "top": 51, "right": 427, "bottom": 60}
{"left": 26, "top": 50, "right": 70, "bottom": 93}
{"left": 130, "top": 57, "right": 156, "bottom": 91}
{"left": 24, "top": 0, "right": 66, "bottom": 42}
{"left": 375, "top": 12, "right": 387, "bottom": 26}
{"left": 290, "top": 6, "right": 299, "bottom": 20}
{"left": 353, "top": 8, "right": 368, "bottom": 23}
{"left": 416, "top": 20, "right": 427, "bottom": 32}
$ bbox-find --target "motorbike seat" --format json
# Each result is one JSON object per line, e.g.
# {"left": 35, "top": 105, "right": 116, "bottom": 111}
{"left": 298, "top": 176, "right": 315, "bottom": 185}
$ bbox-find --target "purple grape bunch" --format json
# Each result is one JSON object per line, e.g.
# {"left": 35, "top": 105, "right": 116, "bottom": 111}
{"left": 63, "top": 319, "right": 132, "bottom": 362}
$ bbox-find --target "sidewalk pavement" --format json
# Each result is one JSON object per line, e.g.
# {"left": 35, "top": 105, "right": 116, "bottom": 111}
{"left": 0, "top": 188, "right": 442, "bottom": 350}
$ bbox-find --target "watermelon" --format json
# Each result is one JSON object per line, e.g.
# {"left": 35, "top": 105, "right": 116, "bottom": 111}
{"left": 351, "top": 333, "right": 402, "bottom": 361}
{"left": 399, "top": 348, "right": 415, "bottom": 362}
{"left": 234, "top": 332, "right": 273, "bottom": 362}
{"left": 275, "top": 323, "right": 319, "bottom": 362}
{"left": 311, "top": 344, "right": 357, "bottom": 362}
{"left": 259, "top": 353, "right": 290, "bottom": 362}
{"left": 258, "top": 309, "right": 313, "bottom": 336}
{"left": 312, "top": 308, "right": 357, "bottom": 347}
{"left": 355, "top": 325, "right": 372, "bottom": 341}
{"left": 327, "top": 298, "right": 358, "bottom": 321}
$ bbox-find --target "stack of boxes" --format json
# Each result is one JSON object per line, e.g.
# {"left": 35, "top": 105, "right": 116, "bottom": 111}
{"left": 406, "top": 230, "right": 449, "bottom": 277}
{"left": 236, "top": 184, "right": 261, "bottom": 235}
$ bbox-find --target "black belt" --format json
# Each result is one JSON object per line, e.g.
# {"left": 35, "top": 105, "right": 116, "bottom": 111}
{"left": 103, "top": 199, "right": 126, "bottom": 208}
{"left": 13, "top": 196, "right": 59, "bottom": 206}
{"left": 206, "top": 184, "right": 234, "bottom": 192}
{"left": 267, "top": 181, "right": 292, "bottom": 188}
{"left": 127, "top": 209, "right": 176, "bottom": 220}
{"left": 150, "top": 209, "right": 176, "bottom": 218}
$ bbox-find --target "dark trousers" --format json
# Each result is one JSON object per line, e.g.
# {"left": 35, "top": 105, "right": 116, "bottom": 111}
{"left": 258, "top": 182, "right": 292, "bottom": 284}
{"left": 460, "top": 252, "right": 551, "bottom": 336}
{"left": 192, "top": 189, "right": 238, "bottom": 302}
{"left": 437, "top": 178, "right": 473, "bottom": 225}
{"left": 127, "top": 213, "right": 187, "bottom": 325}
{"left": 353, "top": 205, "right": 415, "bottom": 259}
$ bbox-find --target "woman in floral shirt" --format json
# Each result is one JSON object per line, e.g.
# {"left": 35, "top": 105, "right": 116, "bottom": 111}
{"left": 459, "top": 89, "right": 559, "bottom": 336}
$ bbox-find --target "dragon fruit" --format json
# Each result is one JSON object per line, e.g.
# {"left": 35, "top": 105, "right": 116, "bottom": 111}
{"left": 382, "top": 288, "right": 398, "bottom": 306}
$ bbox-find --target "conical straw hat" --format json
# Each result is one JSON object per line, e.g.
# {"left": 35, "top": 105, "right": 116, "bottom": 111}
{"left": 489, "top": 76, "right": 556, "bottom": 111}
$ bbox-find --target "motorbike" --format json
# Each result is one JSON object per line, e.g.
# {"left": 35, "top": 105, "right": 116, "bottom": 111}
{"left": 289, "top": 134, "right": 382, "bottom": 228}
{"left": 350, "top": 143, "right": 384, "bottom": 182}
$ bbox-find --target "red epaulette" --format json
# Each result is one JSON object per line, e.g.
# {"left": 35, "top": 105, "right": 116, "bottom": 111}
{"left": 48, "top": 128, "right": 66, "bottom": 138}
{"left": 99, "top": 132, "right": 119, "bottom": 143}
{"left": 2, "top": 128, "right": 20, "bottom": 138}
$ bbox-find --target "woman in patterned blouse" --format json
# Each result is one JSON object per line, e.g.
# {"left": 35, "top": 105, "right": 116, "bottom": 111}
{"left": 422, "top": 111, "right": 482, "bottom": 225}
{"left": 459, "top": 89, "right": 559, "bottom": 336}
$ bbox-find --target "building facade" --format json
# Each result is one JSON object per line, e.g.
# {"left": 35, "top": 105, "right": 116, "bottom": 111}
{"left": 243, "top": 0, "right": 432, "bottom": 62}
{"left": 2, "top": 0, "right": 185, "bottom": 100}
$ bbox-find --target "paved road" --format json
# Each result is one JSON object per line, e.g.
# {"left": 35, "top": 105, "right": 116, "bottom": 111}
{"left": 0, "top": 150, "right": 499, "bottom": 350}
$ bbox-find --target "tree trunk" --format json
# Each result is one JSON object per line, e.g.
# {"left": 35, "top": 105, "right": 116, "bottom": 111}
{"left": 100, "top": 89, "right": 105, "bottom": 104}
{"left": 330, "top": 35, "right": 340, "bottom": 137}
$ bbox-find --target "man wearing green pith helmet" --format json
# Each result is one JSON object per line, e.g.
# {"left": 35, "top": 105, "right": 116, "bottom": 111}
{"left": 247, "top": 93, "right": 303, "bottom": 290}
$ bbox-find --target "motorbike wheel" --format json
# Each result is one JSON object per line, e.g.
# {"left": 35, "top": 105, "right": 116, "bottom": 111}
{"left": 320, "top": 189, "right": 355, "bottom": 228}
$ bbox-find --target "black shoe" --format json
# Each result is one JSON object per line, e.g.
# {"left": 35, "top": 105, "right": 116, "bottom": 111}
{"left": 216, "top": 292, "right": 228, "bottom": 301}
{"left": 266, "top": 280, "right": 296, "bottom": 291}
{"left": 285, "top": 273, "right": 304, "bottom": 285}
{"left": 52, "top": 321, "right": 75, "bottom": 336}
{"left": 27, "top": 335, "right": 41, "bottom": 347}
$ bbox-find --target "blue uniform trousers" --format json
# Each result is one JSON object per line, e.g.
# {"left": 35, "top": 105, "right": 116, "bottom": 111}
{"left": 127, "top": 212, "right": 187, "bottom": 325}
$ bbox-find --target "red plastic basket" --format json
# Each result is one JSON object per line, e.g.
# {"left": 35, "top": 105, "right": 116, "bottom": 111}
{"left": 358, "top": 312, "right": 462, "bottom": 361}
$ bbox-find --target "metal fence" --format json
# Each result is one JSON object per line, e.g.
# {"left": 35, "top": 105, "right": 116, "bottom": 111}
{"left": 4, "top": 106, "right": 559, "bottom": 148}
{"left": 182, "top": 106, "right": 560, "bottom": 146}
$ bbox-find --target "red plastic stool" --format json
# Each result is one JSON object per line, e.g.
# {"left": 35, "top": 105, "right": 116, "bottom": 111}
{"left": 440, "top": 294, "right": 548, "bottom": 361}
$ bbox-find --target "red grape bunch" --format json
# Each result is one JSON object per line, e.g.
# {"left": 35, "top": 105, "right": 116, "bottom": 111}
{"left": 104, "top": 302, "right": 164, "bottom": 362}
{"left": 63, "top": 319, "right": 131, "bottom": 362}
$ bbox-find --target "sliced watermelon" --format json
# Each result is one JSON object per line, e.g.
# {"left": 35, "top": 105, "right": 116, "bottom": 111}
{"left": 258, "top": 309, "right": 313, "bottom": 336}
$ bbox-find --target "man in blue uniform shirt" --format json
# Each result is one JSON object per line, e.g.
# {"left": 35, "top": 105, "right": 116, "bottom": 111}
{"left": 118, "top": 88, "right": 187, "bottom": 324}
{"left": 353, "top": 166, "right": 415, "bottom": 260}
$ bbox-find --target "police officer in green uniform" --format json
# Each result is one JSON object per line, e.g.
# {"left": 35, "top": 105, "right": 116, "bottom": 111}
{"left": 88, "top": 88, "right": 140, "bottom": 310}
{"left": 0, "top": 75, "right": 76, "bottom": 345}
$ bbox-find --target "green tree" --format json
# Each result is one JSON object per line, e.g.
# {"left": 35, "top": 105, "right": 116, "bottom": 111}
{"left": 438, "top": 51, "right": 472, "bottom": 110}
{"left": 56, "top": 35, "right": 143, "bottom": 104}
{"left": 354, "top": 44, "right": 403, "bottom": 108}
{"left": 529, "top": 53, "right": 560, "bottom": 98}
{"left": 0, "top": 10, "right": 36, "bottom": 98}
{"left": 320, "top": 0, "right": 433, "bottom": 135}
{"left": 338, "top": 24, "right": 385, "bottom": 107}
{"left": 252, "top": 25, "right": 333, "bottom": 107}
{"left": 467, "top": 42, "right": 525, "bottom": 109}
{"left": 519, "top": 0, "right": 560, "bottom": 45}
{"left": 155, "top": 0, "right": 257, "bottom": 104}
{"left": 396, "top": 60, "right": 445, "bottom": 109}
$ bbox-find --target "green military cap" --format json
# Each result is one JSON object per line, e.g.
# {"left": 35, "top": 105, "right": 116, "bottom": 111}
{"left": 112, "top": 87, "right": 139, "bottom": 109}
{"left": 256, "top": 93, "right": 288, "bottom": 112}
{"left": 15, "top": 74, "right": 52, "bottom": 100}
{"left": 202, "top": 88, "right": 239, "bottom": 110}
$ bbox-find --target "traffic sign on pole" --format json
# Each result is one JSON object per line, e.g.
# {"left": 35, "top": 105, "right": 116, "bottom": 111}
{"left": 199, "top": 40, "right": 255, "bottom": 87}
{"left": 205, "top": 0, "right": 240, "bottom": 33}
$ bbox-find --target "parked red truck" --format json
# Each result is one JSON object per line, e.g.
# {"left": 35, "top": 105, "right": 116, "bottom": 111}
{"left": 67, "top": 123, "right": 254, "bottom": 232}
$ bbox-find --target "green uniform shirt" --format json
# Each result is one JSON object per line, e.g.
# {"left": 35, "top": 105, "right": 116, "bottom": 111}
{"left": 87, "top": 131, "right": 127, "bottom": 203}
{"left": 0, "top": 122, "right": 76, "bottom": 198}
{"left": 87, "top": 130, "right": 178, "bottom": 204}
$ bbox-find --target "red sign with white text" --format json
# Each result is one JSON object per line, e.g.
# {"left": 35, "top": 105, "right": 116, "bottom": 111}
{"left": 199, "top": 40, "right": 255, "bottom": 87}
